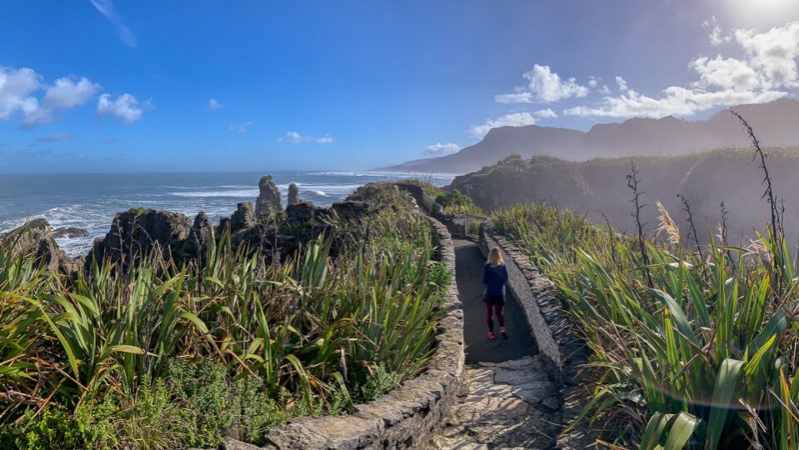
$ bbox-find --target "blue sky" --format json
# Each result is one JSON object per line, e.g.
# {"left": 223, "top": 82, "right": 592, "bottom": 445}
{"left": 2, "top": 0, "right": 799, "bottom": 173}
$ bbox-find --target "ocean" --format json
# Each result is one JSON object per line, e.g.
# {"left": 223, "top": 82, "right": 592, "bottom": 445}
{"left": 0, "top": 171, "right": 455, "bottom": 258}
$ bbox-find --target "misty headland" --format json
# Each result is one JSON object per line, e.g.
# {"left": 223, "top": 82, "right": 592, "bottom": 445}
{"left": 382, "top": 99, "right": 799, "bottom": 248}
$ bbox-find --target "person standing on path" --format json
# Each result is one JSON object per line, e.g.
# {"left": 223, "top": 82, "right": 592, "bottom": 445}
{"left": 482, "top": 247, "right": 509, "bottom": 340}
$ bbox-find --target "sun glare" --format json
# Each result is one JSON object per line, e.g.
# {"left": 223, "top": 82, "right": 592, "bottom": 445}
{"left": 725, "top": 0, "right": 799, "bottom": 27}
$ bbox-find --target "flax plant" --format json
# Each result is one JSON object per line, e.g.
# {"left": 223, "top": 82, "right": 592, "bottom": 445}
{"left": 0, "top": 195, "right": 450, "bottom": 447}
{"left": 492, "top": 202, "right": 799, "bottom": 449}
{"left": 0, "top": 231, "right": 50, "bottom": 414}
{"left": 36, "top": 250, "right": 208, "bottom": 406}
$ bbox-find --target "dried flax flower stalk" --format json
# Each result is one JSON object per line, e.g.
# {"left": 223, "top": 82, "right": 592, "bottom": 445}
{"left": 655, "top": 201, "right": 680, "bottom": 247}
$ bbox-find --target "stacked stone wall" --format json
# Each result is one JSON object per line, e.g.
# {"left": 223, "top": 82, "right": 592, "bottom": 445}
{"left": 477, "top": 223, "right": 594, "bottom": 449}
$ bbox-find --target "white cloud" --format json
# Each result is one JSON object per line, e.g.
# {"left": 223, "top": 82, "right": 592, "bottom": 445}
{"left": 0, "top": 67, "right": 117, "bottom": 128}
{"left": 528, "top": 65, "right": 589, "bottom": 102}
{"left": 616, "top": 76, "right": 629, "bottom": 92}
{"left": 735, "top": 22, "right": 799, "bottom": 89}
{"left": 469, "top": 112, "right": 536, "bottom": 139}
{"left": 0, "top": 67, "right": 44, "bottom": 125}
{"left": 19, "top": 98, "right": 53, "bottom": 129}
{"left": 229, "top": 121, "right": 253, "bottom": 133}
{"left": 495, "top": 65, "right": 589, "bottom": 104}
{"left": 43, "top": 76, "right": 101, "bottom": 109}
{"left": 702, "top": 17, "right": 730, "bottom": 46}
{"left": 209, "top": 98, "right": 222, "bottom": 110}
{"left": 424, "top": 143, "right": 461, "bottom": 156}
{"left": 97, "top": 93, "right": 145, "bottom": 123}
{"left": 37, "top": 133, "right": 73, "bottom": 142}
{"left": 565, "top": 85, "right": 784, "bottom": 118}
{"left": 90, "top": 0, "right": 138, "bottom": 47}
{"left": 277, "top": 131, "right": 335, "bottom": 144}
{"left": 534, "top": 108, "right": 558, "bottom": 119}
{"left": 691, "top": 55, "right": 759, "bottom": 91}
{"left": 565, "top": 21, "right": 799, "bottom": 119}
{"left": 494, "top": 92, "right": 532, "bottom": 104}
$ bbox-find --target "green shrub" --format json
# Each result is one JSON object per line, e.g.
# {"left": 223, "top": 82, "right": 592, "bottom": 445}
{"left": 346, "top": 182, "right": 414, "bottom": 210}
{"left": 1, "top": 405, "right": 92, "bottom": 450}
{"left": 168, "top": 358, "right": 297, "bottom": 447}
{"left": 435, "top": 190, "right": 482, "bottom": 215}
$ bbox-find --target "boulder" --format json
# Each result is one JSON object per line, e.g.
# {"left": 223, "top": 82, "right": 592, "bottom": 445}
{"left": 255, "top": 175, "right": 282, "bottom": 218}
{"left": 52, "top": 227, "right": 90, "bottom": 239}
{"left": 287, "top": 183, "right": 300, "bottom": 206}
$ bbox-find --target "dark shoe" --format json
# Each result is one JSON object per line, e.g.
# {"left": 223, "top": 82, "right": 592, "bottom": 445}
{"left": 500, "top": 327, "right": 508, "bottom": 339}
{"left": 487, "top": 331, "right": 495, "bottom": 340}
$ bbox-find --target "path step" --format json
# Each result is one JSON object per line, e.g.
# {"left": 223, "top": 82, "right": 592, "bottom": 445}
{"left": 428, "top": 355, "right": 561, "bottom": 449}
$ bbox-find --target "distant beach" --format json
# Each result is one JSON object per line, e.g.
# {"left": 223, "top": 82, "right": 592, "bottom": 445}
{"left": 0, "top": 170, "right": 454, "bottom": 257}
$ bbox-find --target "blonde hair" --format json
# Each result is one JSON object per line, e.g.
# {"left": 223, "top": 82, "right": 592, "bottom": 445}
{"left": 488, "top": 248, "right": 503, "bottom": 268}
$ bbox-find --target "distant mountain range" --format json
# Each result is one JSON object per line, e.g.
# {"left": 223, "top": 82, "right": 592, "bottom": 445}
{"left": 379, "top": 99, "right": 799, "bottom": 174}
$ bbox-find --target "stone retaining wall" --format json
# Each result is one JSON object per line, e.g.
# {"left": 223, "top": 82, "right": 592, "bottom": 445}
{"left": 477, "top": 223, "right": 594, "bottom": 449}
{"left": 216, "top": 217, "right": 465, "bottom": 450}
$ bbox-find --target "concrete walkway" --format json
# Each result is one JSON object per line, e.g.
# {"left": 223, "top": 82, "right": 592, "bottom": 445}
{"left": 428, "top": 239, "right": 561, "bottom": 449}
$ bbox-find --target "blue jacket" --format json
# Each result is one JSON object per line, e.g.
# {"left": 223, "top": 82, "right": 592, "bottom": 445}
{"left": 482, "top": 263, "right": 508, "bottom": 296}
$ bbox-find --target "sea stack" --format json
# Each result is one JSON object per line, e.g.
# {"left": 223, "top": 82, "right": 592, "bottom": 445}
{"left": 255, "top": 175, "right": 282, "bottom": 218}
{"left": 287, "top": 183, "right": 300, "bottom": 207}
{"left": 231, "top": 202, "right": 257, "bottom": 232}
{"left": 188, "top": 211, "right": 212, "bottom": 259}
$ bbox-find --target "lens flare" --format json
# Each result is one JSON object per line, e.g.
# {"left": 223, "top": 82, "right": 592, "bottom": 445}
{"left": 725, "top": 0, "right": 799, "bottom": 27}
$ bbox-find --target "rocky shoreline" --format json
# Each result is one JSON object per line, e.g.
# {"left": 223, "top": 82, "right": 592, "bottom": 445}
{"left": 2, "top": 176, "right": 374, "bottom": 278}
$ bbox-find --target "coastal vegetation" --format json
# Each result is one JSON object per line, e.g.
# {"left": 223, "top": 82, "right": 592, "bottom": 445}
{"left": 488, "top": 121, "right": 799, "bottom": 448}
{"left": 451, "top": 147, "right": 799, "bottom": 246}
{"left": 0, "top": 186, "right": 450, "bottom": 449}
{"left": 492, "top": 200, "right": 799, "bottom": 448}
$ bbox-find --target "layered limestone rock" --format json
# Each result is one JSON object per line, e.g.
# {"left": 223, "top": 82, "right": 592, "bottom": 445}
{"left": 255, "top": 175, "right": 282, "bottom": 218}
{"left": 1, "top": 219, "right": 80, "bottom": 276}
{"left": 88, "top": 208, "right": 192, "bottom": 271}
{"left": 230, "top": 202, "right": 257, "bottom": 233}
{"left": 187, "top": 211, "right": 213, "bottom": 260}
{"left": 286, "top": 202, "right": 324, "bottom": 225}
{"left": 331, "top": 201, "right": 370, "bottom": 222}
{"left": 1, "top": 219, "right": 53, "bottom": 258}
{"left": 287, "top": 183, "right": 300, "bottom": 206}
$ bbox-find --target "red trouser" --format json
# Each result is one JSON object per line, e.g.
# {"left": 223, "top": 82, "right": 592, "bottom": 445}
{"left": 483, "top": 295, "right": 505, "bottom": 331}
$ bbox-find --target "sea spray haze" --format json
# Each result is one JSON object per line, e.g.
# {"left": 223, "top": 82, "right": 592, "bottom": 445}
{"left": 0, "top": 170, "right": 453, "bottom": 257}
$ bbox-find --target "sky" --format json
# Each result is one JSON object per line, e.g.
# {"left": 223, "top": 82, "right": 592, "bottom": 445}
{"left": 2, "top": 0, "right": 799, "bottom": 173}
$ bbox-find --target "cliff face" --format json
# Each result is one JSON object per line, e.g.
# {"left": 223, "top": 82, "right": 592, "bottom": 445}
{"left": 382, "top": 99, "right": 799, "bottom": 174}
